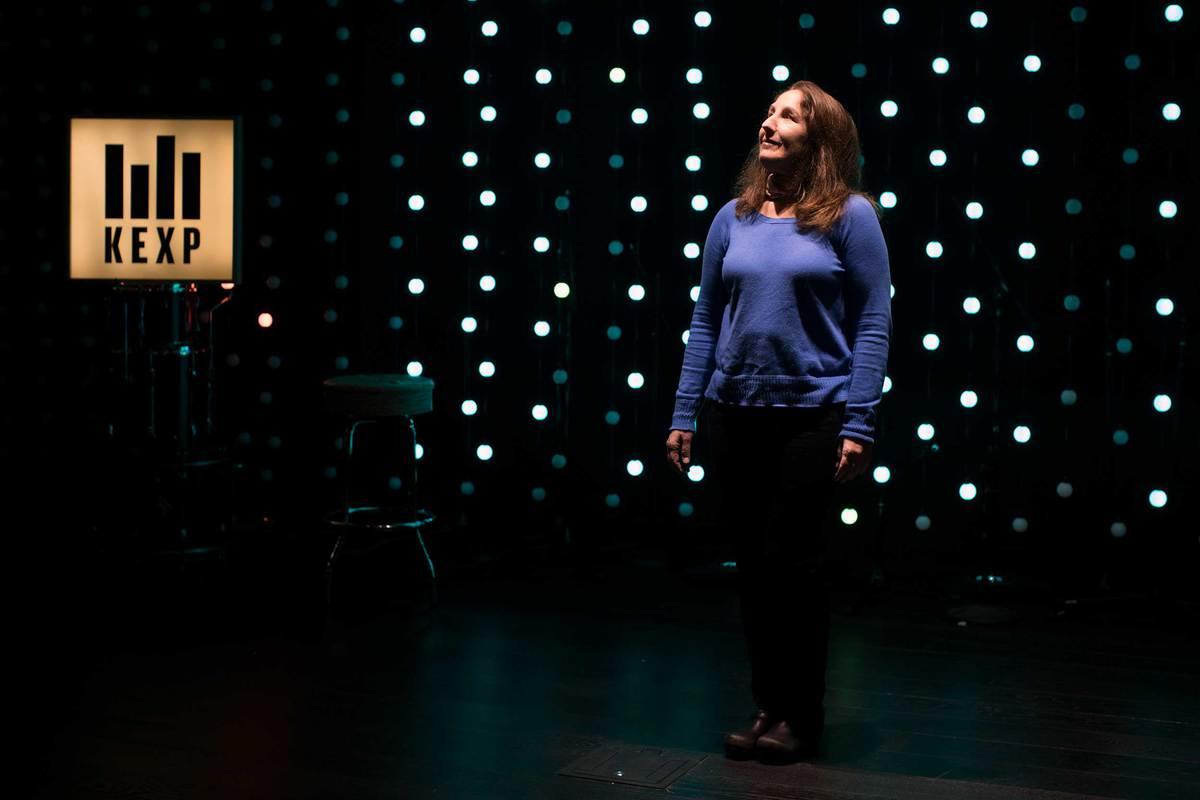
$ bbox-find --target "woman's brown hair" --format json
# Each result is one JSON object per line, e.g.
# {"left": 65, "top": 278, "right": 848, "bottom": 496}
{"left": 732, "top": 80, "right": 880, "bottom": 237}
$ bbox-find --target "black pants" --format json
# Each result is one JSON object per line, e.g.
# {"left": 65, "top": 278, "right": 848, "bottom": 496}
{"left": 704, "top": 399, "right": 845, "bottom": 733}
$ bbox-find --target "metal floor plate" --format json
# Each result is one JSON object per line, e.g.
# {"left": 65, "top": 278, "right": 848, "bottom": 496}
{"left": 556, "top": 743, "right": 710, "bottom": 789}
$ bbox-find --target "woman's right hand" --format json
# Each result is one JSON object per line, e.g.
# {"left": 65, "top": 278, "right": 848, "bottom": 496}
{"left": 665, "top": 429, "right": 694, "bottom": 473}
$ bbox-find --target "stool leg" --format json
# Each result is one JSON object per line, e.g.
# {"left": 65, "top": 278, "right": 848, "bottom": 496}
{"left": 326, "top": 532, "right": 345, "bottom": 617}
{"left": 416, "top": 527, "right": 437, "bottom": 605}
{"left": 406, "top": 415, "right": 418, "bottom": 511}
{"left": 343, "top": 419, "right": 363, "bottom": 520}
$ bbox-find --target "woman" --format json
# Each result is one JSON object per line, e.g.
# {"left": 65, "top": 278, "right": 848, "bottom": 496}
{"left": 665, "top": 80, "right": 892, "bottom": 762}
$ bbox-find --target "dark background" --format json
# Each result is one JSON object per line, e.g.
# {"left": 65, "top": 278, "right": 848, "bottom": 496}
{"left": 5, "top": 0, "right": 1198, "bottom": 633}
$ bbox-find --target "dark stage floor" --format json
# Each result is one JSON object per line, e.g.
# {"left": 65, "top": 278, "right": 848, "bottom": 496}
{"left": 28, "top": 538, "right": 1200, "bottom": 799}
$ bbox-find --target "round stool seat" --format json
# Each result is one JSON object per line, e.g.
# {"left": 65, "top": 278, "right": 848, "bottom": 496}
{"left": 322, "top": 374, "right": 434, "bottom": 418}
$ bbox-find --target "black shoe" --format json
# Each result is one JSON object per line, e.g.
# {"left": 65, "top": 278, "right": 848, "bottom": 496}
{"left": 755, "top": 718, "right": 820, "bottom": 763}
{"left": 723, "top": 709, "right": 776, "bottom": 758}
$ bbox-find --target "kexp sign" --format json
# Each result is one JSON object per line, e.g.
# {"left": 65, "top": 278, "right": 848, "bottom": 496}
{"left": 70, "top": 118, "right": 240, "bottom": 282}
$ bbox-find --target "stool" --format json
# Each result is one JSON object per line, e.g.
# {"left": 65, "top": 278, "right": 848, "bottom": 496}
{"left": 322, "top": 374, "right": 436, "bottom": 614}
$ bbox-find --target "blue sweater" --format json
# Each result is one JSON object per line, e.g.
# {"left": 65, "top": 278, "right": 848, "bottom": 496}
{"left": 669, "top": 195, "right": 892, "bottom": 444}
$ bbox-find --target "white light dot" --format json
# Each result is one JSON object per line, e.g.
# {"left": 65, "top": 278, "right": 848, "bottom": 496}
{"left": 959, "top": 483, "right": 977, "bottom": 501}
{"left": 479, "top": 274, "right": 496, "bottom": 292}
{"left": 461, "top": 317, "right": 477, "bottom": 333}
{"left": 694, "top": 11, "right": 712, "bottom": 27}
{"left": 409, "top": 27, "right": 426, "bottom": 44}
{"left": 1153, "top": 394, "right": 1172, "bottom": 412}
{"left": 627, "top": 372, "right": 645, "bottom": 389}
{"left": 626, "top": 459, "right": 645, "bottom": 477}
{"left": 408, "top": 110, "right": 426, "bottom": 126}
{"left": 535, "top": 68, "right": 552, "bottom": 85}
{"left": 480, "top": 20, "right": 499, "bottom": 37}
{"left": 476, "top": 443, "right": 493, "bottom": 460}
{"left": 553, "top": 281, "right": 570, "bottom": 298}
{"left": 1149, "top": 489, "right": 1168, "bottom": 508}
{"left": 408, "top": 278, "right": 425, "bottom": 295}
{"left": 960, "top": 390, "right": 978, "bottom": 408}
{"left": 840, "top": 507, "right": 859, "bottom": 525}
{"left": 534, "top": 152, "right": 551, "bottom": 169}
{"left": 628, "top": 284, "right": 646, "bottom": 301}
{"left": 631, "top": 107, "right": 649, "bottom": 124}
{"left": 462, "top": 151, "right": 479, "bottom": 167}
{"left": 1016, "top": 334, "right": 1035, "bottom": 352}
{"left": 479, "top": 105, "right": 497, "bottom": 122}
{"left": 407, "top": 194, "right": 425, "bottom": 211}
{"left": 609, "top": 67, "right": 627, "bottom": 84}
{"left": 917, "top": 423, "right": 935, "bottom": 441}
{"left": 686, "top": 68, "right": 703, "bottom": 85}
{"left": 1013, "top": 425, "right": 1031, "bottom": 444}
{"left": 463, "top": 69, "right": 480, "bottom": 85}
{"left": 692, "top": 102, "right": 711, "bottom": 119}
{"left": 1023, "top": 54, "right": 1042, "bottom": 72}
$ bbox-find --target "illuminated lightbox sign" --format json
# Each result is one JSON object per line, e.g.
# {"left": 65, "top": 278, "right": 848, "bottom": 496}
{"left": 70, "top": 117, "right": 241, "bottom": 282}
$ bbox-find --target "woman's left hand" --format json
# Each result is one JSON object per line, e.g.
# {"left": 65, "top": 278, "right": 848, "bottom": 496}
{"left": 834, "top": 437, "right": 871, "bottom": 483}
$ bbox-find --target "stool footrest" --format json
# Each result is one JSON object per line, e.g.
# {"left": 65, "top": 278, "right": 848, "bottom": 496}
{"left": 324, "top": 505, "right": 435, "bottom": 531}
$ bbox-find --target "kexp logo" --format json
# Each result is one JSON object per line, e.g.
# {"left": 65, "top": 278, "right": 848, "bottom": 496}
{"left": 70, "top": 118, "right": 237, "bottom": 281}
{"left": 103, "top": 135, "right": 202, "bottom": 264}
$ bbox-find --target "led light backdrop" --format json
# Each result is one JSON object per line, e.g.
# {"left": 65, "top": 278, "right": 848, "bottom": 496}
{"left": 11, "top": 1, "right": 1197, "bottom": 590}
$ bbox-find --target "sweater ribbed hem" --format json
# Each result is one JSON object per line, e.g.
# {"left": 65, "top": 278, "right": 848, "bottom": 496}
{"left": 704, "top": 369, "right": 848, "bottom": 407}
{"left": 670, "top": 370, "right": 879, "bottom": 443}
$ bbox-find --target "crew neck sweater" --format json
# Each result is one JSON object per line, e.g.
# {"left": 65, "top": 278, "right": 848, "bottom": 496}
{"left": 669, "top": 194, "right": 892, "bottom": 445}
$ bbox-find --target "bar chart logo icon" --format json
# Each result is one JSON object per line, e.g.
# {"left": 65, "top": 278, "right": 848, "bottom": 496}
{"left": 70, "top": 118, "right": 239, "bottom": 281}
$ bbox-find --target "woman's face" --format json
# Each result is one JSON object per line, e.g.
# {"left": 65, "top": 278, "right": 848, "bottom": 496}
{"left": 759, "top": 89, "right": 808, "bottom": 168}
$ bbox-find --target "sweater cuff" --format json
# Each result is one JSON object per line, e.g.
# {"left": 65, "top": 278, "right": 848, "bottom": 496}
{"left": 838, "top": 405, "right": 877, "bottom": 445}
{"left": 669, "top": 396, "right": 702, "bottom": 433}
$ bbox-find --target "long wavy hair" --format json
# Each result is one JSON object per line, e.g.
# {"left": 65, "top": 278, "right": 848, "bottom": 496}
{"left": 733, "top": 80, "right": 880, "bottom": 236}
